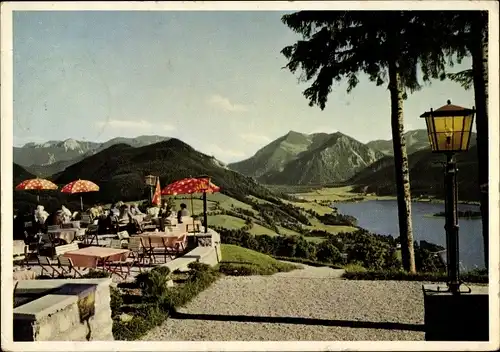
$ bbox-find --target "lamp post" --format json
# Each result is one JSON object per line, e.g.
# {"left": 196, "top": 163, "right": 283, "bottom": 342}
{"left": 145, "top": 174, "right": 157, "bottom": 204}
{"left": 197, "top": 175, "right": 210, "bottom": 233}
{"left": 420, "top": 100, "right": 476, "bottom": 295}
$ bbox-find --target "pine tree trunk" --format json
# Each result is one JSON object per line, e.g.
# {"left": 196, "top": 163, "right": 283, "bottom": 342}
{"left": 470, "top": 12, "right": 489, "bottom": 271}
{"left": 388, "top": 61, "right": 416, "bottom": 273}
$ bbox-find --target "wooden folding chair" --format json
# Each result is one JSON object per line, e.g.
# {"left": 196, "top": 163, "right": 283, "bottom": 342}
{"left": 161, "top": 236, "right": 179, "bottom": 261}
{"left": 57, "top": 256, "right": 83, "bottom": 278}
{"left": 23, "top": 232, "right": 39, "bottom": 266}
{"left": 81, "top": 214, "right": 91, "bottom": 224}
{"left": 117, "top": 230, "right": 130, "bottom": 240}
{"left": 174, "top": 234, "right": 188, "bottom": 253}
{"left": 148, "top": 237, "right": 168, "bottom": 263}
{"left": 103, "top": 254, "right": 134, "bottom": 279}
{"left": 109, "top": 239, "right": 123, "bottom": 249}
{"left": 38, "top": 256, "right": 62, "bottom": 278}
{"left": 127, "top": 237, "right": 147, "bottom": 271}
{"left": 140, "top": 237, "right": 154, "bottom": 263}
{"left": 84, "top": 224, "right": 99, "bottom": 245}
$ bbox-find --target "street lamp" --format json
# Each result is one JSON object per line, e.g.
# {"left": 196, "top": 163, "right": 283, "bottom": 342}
{"left": 145, "top": 174, "right": 157, "bottom": 203}
{"left": 420, "top": 100, "right": 476, "bottom": 295}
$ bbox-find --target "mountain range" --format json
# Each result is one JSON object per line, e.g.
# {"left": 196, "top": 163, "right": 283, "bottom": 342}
{"left": 14, "top": 135, "right": 170, "bottom": 177}
{"left": 49, "top": 138, "right": 274, "bottom": 205}
{"left": 229, "top": 130, "right": 386, "bottom": 185}
{"left": 13, "top": 128, "right": 480, "bottom": 207}
{"left": 366, "top": 129, "right": 477, "bottom": 156}
{"left": 349, "top": 144, "right": 480, "bottom": 201}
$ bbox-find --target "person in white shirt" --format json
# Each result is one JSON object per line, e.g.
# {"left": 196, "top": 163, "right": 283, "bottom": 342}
{"left": 61, "top": 205, "right": 72, "bottom": 223}
{"left": 34, "top": 205, "right": 49, "bottom": 225}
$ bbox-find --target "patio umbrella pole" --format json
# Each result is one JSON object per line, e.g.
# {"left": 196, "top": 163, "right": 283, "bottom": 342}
{"left": 190, "top": 194, "right": 195, "bottom": 232}
{"left": 203, "top": 192, "right": 208, "bottom": 233}
{"left": 80, "top": 196, "right": 83, "bottom": 211}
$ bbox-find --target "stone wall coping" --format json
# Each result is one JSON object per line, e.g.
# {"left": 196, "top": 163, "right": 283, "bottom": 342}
{"left": 161, "top": 246, "right": 216, "bottom": 272}
{"left": 14, "top": 294, "right": 78, "bottom": 320}
{"left": 14, "top": 278, "right": 112, "bottom": 320}
{"left": 15, "top": 278, "right": 111, "bottom": 292}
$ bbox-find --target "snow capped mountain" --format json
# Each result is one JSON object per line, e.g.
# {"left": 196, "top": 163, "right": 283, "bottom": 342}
{"left": 13, "top": 135, "right": 171, "bottom": 175}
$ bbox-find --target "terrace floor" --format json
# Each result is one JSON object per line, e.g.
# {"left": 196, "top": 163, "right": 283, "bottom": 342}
{"left": 141, "top": 263, "right": 427, "bottom": 341}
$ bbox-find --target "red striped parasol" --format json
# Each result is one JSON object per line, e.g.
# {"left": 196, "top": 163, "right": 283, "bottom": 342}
{"left": 15, "top": 178, "right": 58, "bottom": 202}
{"left": 161, "top": 177, "right": 221, "bottom": 232}
{"left": 61, "top": 179, "right": 99, "bottom": 211}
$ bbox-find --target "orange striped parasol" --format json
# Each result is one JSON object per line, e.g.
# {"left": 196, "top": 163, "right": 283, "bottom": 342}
{"left": 61, "top": 179, "right": 99, "bottom": 211}
{"left": 151, "top": 178, "right": 161, "bottom": 206}
{"left": 15, "top": 178, "right": 58, "bottom": 202}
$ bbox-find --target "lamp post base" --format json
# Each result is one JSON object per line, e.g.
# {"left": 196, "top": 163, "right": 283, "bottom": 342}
{"left": 422, "top": 284, "right": 489, "bottom": 341}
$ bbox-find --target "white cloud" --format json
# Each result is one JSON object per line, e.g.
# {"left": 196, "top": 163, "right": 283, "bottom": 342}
{"left": 205, "top": 143, "right": 246, "bottom": 161}
{"left": 206, "top": 94, "right": 248, "bottom": 112}
{"left": 308, "top": 126, "right": 338, "bottom": 134}
{"left": 13, "top": 135, "right": 46, "bottom": 147}
{"left": 97, "top": 119, "right": 176, "bottom": 131}
{"left": 240, "top": 133, "right": 271, "bottom": 144}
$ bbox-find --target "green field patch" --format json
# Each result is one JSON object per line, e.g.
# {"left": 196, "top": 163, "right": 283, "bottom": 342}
{"left": 248, "top": 224, "right": 280, "bottom": 236}
{"left": 207, "top": 214, "right": 246, "bottom": 229}
{"left": 247, "top": 195, "right": 273, "bottom": 205}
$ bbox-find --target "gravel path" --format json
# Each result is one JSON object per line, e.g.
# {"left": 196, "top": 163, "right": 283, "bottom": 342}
{"left": 141, "top": 264, "right": 426, "bottom": 341}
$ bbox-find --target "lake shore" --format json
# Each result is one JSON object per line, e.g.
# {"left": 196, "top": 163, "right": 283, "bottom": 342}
{"left": 291, "top": 186, "right": 480, "bottom": 206}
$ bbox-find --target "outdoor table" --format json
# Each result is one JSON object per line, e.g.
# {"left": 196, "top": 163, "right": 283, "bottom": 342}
{"left": 132, "top": 214, "right": 146, "bottom": 223}
{"left": 138, "top": 231, "right": 178, "bottom": 248}
{"left": 61, "top": 220, "right": 81, "bottom": 229}
{"left": 64, "top": 246, "right": 131, "bottom": 278}
{"left": 47, "top": 228, "right": 84, "bottom": 244}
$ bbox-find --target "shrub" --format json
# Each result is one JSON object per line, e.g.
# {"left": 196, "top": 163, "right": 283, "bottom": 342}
{"left": 112, "top": 304, "right": 168, "bottom": 341}
{"left": 344, "top": 263, "right": 367, "bottom": 273}
{"left": 81, "top": 269, "right": 112, "bottom": 279}
{"left": 162, "top": 266, "right": 219, "bottom": 310}
{"left": 135, "top": 266, "right": 171, "bottom": 299}
{"left": 112, "top": 264, "right": 220, "bottom": 341}
{"left": 110, "top": 286, "right": 123, "bottom": 317}
{"left": 187, "top": 261, "right": 211, "bottom": 272}
{"left": 219, "top": 263, "right": 259, "bottom": 276}
{"left": 316, "top": 242, "right": 343, "bottom": 264}
{"left": 216, "top": 227, "right": 446, "bottom": 273}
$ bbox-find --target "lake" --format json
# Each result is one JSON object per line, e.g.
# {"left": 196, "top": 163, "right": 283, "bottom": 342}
{"left": 334, "top": 200, "right": 484, "bottom": 270}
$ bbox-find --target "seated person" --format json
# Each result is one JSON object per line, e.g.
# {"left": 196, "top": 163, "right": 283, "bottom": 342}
{"left": 88, "top": 206, "right": 100, "bottom": 220}
{"left": 61, "top": 205, "right": 72, "bottom": 223}
{"left": 130, "top": 203, "right": 143, "bottom": 216}
{"left": 34, "top": 205, "right": 49, "bottom": 225}
{"left": 118, "top": 204, "right": 131, "bottom": 223}
{"left": 177, "top": 203, "right": 190, "bottom": 223}
{"left": 159, "top": 200, "right": 172, "bottom": 218}
{"left": 109, "top": 203, "right": 120, "bottom": 217}
{"left": 147, "top": 206, "right": 160, "bottom": 218}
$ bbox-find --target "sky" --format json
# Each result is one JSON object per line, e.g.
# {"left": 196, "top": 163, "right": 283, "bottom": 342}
{"left": 13, "top": 10, "right": 475, "bottom": 163}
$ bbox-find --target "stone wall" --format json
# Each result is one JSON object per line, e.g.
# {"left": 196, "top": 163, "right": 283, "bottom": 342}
{"left": 14, "top": 278, "right": 114, "bottom": 341}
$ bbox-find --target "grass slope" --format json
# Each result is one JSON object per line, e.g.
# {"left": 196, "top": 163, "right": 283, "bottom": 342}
{"left": 219, "top": 244, "right": 299, "bottom": 275}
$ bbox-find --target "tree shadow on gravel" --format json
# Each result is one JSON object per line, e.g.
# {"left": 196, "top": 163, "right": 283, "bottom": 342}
{"left": 169, "top": 310, "right": 425, "bottom": 332}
